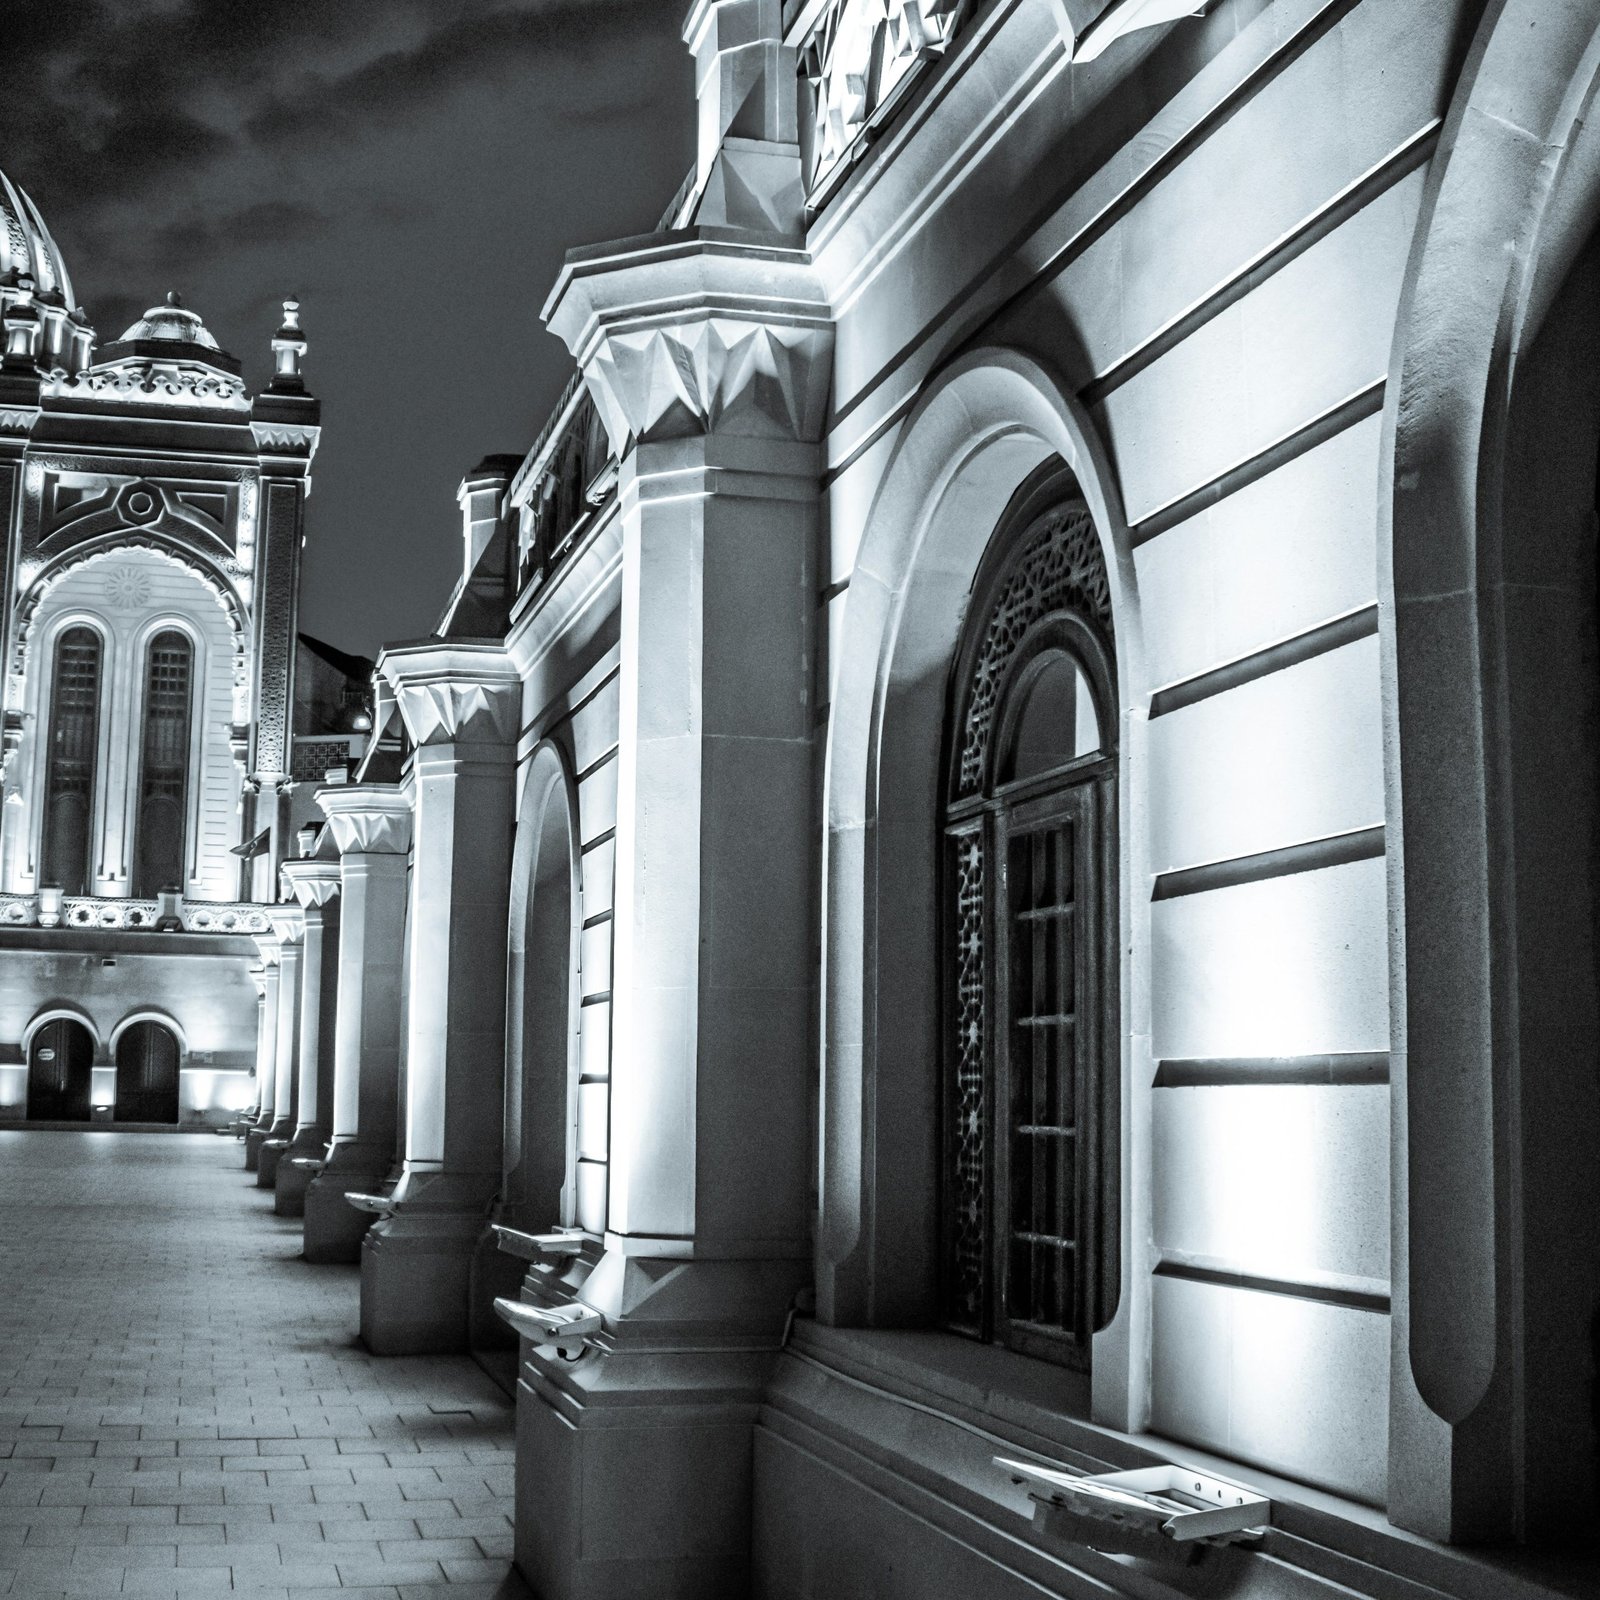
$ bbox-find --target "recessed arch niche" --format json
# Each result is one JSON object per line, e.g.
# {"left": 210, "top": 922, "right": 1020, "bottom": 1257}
{"left": 819, "top": 345, "right": 1148, "bottom": 1430}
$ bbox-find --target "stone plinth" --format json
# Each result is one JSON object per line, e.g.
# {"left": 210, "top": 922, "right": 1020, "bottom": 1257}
{"left": 256, "top": 906, "right": 303, "bottom": 1190}
{"left": 275, "top": 860, "right": 341, "bottom": 1220}
{"left": 359, "top": 643, "right": 519, "bottom": 1353}
{"left": 303, "top": 785, "right": 413, "bottom": 1263}
{"left": 534, "top": 156, "right": 831, "bottom": 1592}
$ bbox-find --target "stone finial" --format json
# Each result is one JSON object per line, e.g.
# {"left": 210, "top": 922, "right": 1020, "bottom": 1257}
{"left": 271, "top": 297, "right": 306, "bottom": 391}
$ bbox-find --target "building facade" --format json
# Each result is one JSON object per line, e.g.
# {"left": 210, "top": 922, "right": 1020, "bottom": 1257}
{"left": 0, "top": 174, "right": 335, "bottom": 1126}
{"left": 248, "top": 1, "right": 1600, "bottom": 1596}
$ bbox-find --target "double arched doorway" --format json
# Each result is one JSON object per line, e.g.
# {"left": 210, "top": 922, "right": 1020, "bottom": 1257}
{"left": 24, "top": 1015, "right": 182, "bottom": 1124}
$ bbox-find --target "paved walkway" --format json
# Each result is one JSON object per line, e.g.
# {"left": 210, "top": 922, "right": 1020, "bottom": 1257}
{"left": 0, "top": 1131, "right": 529, "bottom": 1600}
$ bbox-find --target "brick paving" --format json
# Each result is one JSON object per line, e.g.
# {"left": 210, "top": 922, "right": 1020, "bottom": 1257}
{"left": 0, "top": 1131, "right": 529, "bottom": 1600}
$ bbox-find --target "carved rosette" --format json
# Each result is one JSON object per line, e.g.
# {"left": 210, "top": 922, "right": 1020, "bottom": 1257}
{"left": 280, "top": 859, "right": 341, "bottom": 910}
{"left": 317, "top": 784, "right": 414, "bottom": 857}
{"left": 546, "top": 235, "right": 834, "bottom": 453}
{"left": 380, "top": 643, "right": 521, "bottom": 749}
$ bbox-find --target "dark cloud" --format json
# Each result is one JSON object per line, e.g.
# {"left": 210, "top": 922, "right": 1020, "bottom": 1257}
{"left": 245, "top": 0, "right": 664, "bottom": 149}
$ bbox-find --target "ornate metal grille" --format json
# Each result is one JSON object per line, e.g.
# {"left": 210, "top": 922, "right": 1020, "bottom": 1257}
{"left": 953, "top": 506, "right": 1110, "bottom": 800}
{"left": 134, "top": 631, "right": 193, "bottom": 897}
{"left": 40, "top": 627, "right": 102, "bottom": 896}
{"left": 945, "top": 822, "right": 987, "bottom": 1334}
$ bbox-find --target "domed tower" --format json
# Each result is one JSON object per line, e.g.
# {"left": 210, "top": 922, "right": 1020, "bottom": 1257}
{"left": 0, "top": 170, "right": 93, "bottom": 381}
{"left": 0, "top": 168, "right": 322, "bottom": 1126}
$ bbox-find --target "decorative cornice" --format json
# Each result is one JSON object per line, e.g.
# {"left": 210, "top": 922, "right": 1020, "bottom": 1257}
{"left": 250, "top": 421, "right": 320, "bottom": 458}
{"left": 48, "top": 360, "right": 249, "bottom": 411}
{"left": 316, "top": 782, "right": 415, "bottom": 857}
{"left": 545, "top": 231, "right": 834, "bottom": 453}
{"left": 378, "top": 640, "right": 521, "bottom": 748}
{"left": 280, "top": 859, "right": 341, "bottom": 909}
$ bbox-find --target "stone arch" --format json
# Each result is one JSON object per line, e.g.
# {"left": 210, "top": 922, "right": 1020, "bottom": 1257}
{"left": 503, "top": 740, "right": 583, "bottom": 1229}
{"left": 14, "top": 534, "right": 249, "bottom": 715}
{"left": 22, "top": 1004, "right": 100, "bottom": 1055}
{"left": 1382, "top": 0, "right": 1600, "bottom": 1541}
{"left": 819, "top": 345, "right": 1148, "bottom": 1429}
{"left": 108, "top": 1010, "right": 188, "bottom": 1055}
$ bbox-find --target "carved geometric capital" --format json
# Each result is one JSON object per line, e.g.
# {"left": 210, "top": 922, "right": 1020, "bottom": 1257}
{"left": 267, "top": 905, "right": 305, "bottom": 945}
{"left": 317, "top": 782, "right": 414, "bottom": 857}
{"left": 379, "top": 642, "right": 521, "bottom": 748}
{"left": 545, "top": 233, "right": 834, "bottom": 453}
{"left": 280, "top": 859, "right": 341, "bottom": 909}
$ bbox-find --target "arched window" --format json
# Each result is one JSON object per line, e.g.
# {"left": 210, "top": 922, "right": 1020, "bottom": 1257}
{"left": 40, "top": 627, "right": 103, "bottom": 896}
{"left": 133, "top": 630, "right": 193, "bottom": 898}
{"left": 942, "top": 476, "right": 1119, "bottom": 1369}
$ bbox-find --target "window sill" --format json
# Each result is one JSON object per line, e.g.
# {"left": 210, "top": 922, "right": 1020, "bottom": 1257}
{"left": 778, "top": 1322, "right": 1599, "bottom": 1600}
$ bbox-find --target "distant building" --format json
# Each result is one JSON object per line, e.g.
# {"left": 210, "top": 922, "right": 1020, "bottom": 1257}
{"left": 0, "top": 169, "right": 347, "bottom": 1126}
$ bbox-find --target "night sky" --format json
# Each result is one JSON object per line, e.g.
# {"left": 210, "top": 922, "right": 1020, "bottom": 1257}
{"left": 0, "top": 0, "right": 696, "bottom": 657}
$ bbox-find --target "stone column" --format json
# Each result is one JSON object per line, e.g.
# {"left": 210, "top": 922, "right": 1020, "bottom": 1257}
{"left": 304, "top": 784, "right": 413, "bottom": 1263}
{"left": 359, "top": 644, "right": 519, "bottom": 1354}
{"left": 257, "top": 905, "right": 303, "bottom": 1189}
{"left": 274, "top": 860, "right": 341, "bottom": 1219}
{"left": 534, "top": 78, "right": 830, "bottom": 1590}
{"left": 244, "top": 941, "right": 280, "bottom": 1172}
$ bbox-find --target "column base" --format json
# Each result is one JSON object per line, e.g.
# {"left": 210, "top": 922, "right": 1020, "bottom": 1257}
{"left": 304, "top": 1159, "right": 390, "bottom": 1264}
{"left": 244, "top": 1126, "right": 271, "bottom": 1172}
{"left": 274, "top": 1160, "right": 316, "bottom": 1217}
{"left": 360, "top": 1207, "right": 483, "bottom": 1355}
{"left": 257, "top": 1138, "right": 289, "bottom": 1189}
{"left": 510, "top": 1252, "right": 806, "bottom": 1600}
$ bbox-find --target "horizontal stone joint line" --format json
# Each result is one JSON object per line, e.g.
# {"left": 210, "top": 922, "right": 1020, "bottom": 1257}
{"left": 1082, "top": 120, "right": 1441, "bottom": 409}
{"left": 1153, "top": 1053, "right": 1390, "bottom": 1087}
{"left": 1153, "top": 1258, "right": 1391, "bottom": 1315}
{"left": 825, "top": 0, "right": 1367, "bottom": 444}
{"left": 1129, "top": 380, "right": 1387, "bottom": 546}
{"left": 1148, "top": 605, "right": 1379, "bottom": 718}
{"left": 1152, "top": 824, "right": 1386, "bottom": 900}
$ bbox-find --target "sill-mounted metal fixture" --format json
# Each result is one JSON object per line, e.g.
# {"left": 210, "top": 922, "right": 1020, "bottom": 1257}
{"left": 998, "top": 1457, "right": 1270, "bottom": 1564}
{"left": 493, "top": 1296, "right": 603, "bottom": 1361}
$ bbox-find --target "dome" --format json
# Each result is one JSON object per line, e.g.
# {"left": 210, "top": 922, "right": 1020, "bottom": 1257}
{"left": 118, "top": 293, "right": 221, "bottom": 351}
{"left": 0, "top": 167, "right": 76, "bottom": 308}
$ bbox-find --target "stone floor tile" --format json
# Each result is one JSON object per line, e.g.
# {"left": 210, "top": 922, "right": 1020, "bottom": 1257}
{"left": 0, "top": 1134, "right": 520, "bottom": 1598}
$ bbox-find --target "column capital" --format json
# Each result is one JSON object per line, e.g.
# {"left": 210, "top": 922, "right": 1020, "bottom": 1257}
{"left": 281, "top": 858, "right": 341, "bottom": 909}
{"left": 544, "top": 232, "right": 833, "bottom": 456}
{"left": 267, "top": 905, "right": 305, "bottom": 945}
{"left": 317, "top": 782, "right": 414, "bottom": 857}
{"left": 378, "top": 641, "right": 521, "bottom": 748}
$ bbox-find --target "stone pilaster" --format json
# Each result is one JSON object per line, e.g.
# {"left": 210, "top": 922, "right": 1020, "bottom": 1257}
{"left": 303, "top": 784, "right": 414, "bottom": 1263}
{"left": 257, "top": 905, "right": 304, "bottom": 1189}
{"left": 245, "top": 939, "right": 281, "bottom": 1172}
{"left": 274, "top": 860, "right": 341, "bottom": 1220}
{"left": 532, "top": 55, "right": 832, "bottom": 1586}
{"left": 358, "top": 643, "right": 519, "bottom": 1354}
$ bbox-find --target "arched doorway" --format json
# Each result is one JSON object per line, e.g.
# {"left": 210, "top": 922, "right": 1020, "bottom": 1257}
{"left": 470, "top": 743, "right": 582, "bottom": 1381}
{"left": 506, "top": 747, "right": 581, "bottom": 1230}
{"left": 941, "top": 471, "right": 1119, "bottom": 1370}
{"left": 27, "top": 1019, "right": 94, "bottom": 1121}
{"left": 114, "top": 1021, "right": 180, "bottom": 1124}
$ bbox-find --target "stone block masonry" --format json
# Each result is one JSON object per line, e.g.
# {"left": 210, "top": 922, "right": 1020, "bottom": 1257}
{"left": 0, "top": 1130, "right": 530, "bottom": 1598}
